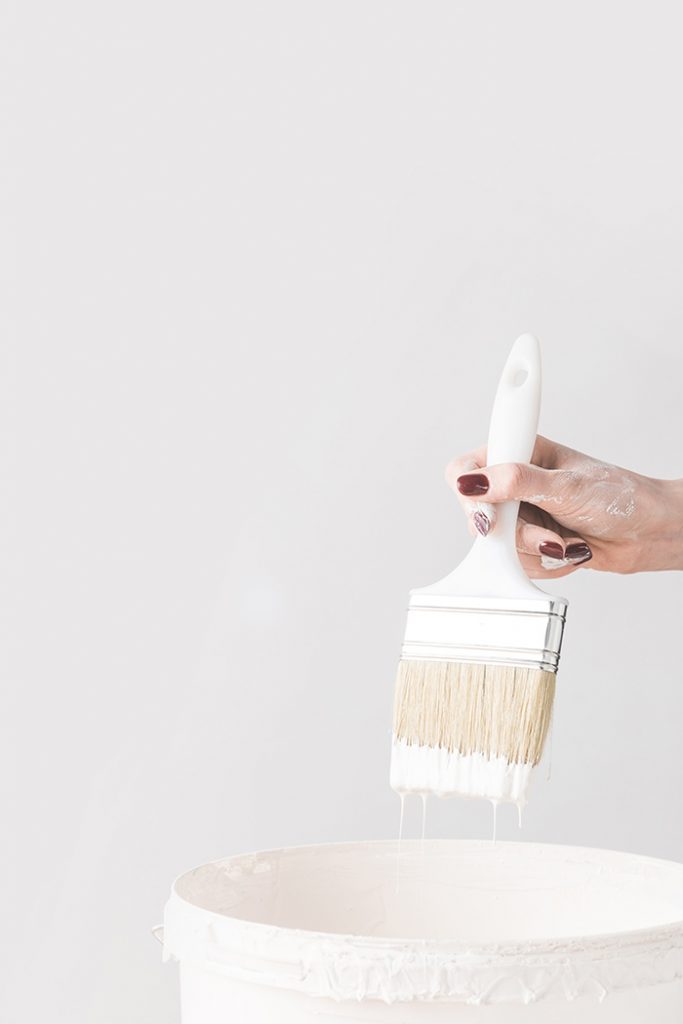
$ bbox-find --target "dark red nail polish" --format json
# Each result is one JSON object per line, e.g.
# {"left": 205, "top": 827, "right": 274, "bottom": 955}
{"left": 539, "top": 541, "right": 564, "bottom": 559}
{"left": 565, "top": 542, "right": 592, "bottom": 564}
{"left": 457, "top": 473, "right": 489, "bottom": 496}
{"left": 473, "top": 510, "right": 491, "bottom": 536}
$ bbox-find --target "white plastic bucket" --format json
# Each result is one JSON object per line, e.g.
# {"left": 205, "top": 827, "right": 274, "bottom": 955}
{"left": 161, "top": 840, "right": 683, "bottom": 1022}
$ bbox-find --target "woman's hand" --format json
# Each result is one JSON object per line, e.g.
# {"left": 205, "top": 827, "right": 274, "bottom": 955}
{"left": 446, "top": 436, "right": 683, "bottom": 578}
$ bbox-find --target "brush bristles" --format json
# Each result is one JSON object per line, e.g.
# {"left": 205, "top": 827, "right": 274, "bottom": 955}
{"left": 393, "top": 660, "right": 556, "bottom": 767}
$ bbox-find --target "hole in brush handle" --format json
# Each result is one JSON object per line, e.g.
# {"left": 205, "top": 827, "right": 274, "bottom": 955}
{"left": 489, "top": 354, "right": 540, "bottom": 467}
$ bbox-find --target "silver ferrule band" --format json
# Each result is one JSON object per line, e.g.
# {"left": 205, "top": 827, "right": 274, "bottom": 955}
{"left": 401, "top": 597, "right": 567, "bottom": 674}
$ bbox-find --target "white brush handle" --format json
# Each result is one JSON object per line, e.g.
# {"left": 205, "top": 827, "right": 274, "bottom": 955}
{"left": 487, "top": 333, "right": 541, "bottom": 466}
{"left": 485, "top": 333, "right": 541, "bottom": 553}
{"left": 417, "top": 333, "right": 545, "bottom": 599}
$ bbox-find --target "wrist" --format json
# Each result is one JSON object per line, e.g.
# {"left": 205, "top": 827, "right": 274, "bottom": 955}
{"left": 641, "top": 477, "right": 683, "bottom": 572}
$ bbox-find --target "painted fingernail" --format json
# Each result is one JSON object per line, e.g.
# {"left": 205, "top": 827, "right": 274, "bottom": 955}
{"left": 565, "top": 542, "right": 592, "bottom": 565}
{"left": 473, "top": 509, "right": 491, "bottom": 536}
{"left": 457, "top": 473, "right": 489, "bottom": 496}
{"left": 539, "top": 541, "right": 564, "bottom": 560}
{"left": 539, "top": 542, "right": 569, "bottom": 571}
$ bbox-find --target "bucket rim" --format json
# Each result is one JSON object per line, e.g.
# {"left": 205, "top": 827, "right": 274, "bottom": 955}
{"left": 167, "top": 838, "right": 683, "bottom": 956}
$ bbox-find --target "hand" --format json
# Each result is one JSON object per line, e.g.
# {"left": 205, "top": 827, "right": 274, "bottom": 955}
{"left": 446, "top": 436, "right": 683, "bottom": 578}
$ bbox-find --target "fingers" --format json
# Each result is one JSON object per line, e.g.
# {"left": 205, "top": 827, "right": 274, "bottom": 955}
{"left": 444, "top": 447, "right": 487, "bottom": 491}
{"left": 465, "top": 507, "right": 568, "bottom": 548}
{"left": 516, "top": 519, "right": 565, "bottom": 557}
{"left": 446, "top": 448, "right": 492, "bottom": 537}
{"left": 518, "top": 550, "right": 581, "bottom": 580}
{"left": 446, "top": 439, "right": 593, "bottom": 575}
{"left": 517, "top": 522, "right": 593, "bottom": 572}
{"left": 444, "top": 436, "right": 563, "bottom": 489}
{"left": 453, "top": 461, "right": 575, "bottom": 517}
{"left": 455, "top": 493, "right": 593, "bottom": 571}
{"left": 445, "top": 447, "right": 491, "bottom": 534}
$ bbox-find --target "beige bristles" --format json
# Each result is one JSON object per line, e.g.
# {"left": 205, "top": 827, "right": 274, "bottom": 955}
{"left": 393, "top": 660, "right": 556, "bottom": 766}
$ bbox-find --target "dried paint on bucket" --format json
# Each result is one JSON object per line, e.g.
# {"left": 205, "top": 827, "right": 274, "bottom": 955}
{"left": 162, "top": 840, "right": 683, "bottom": 1022}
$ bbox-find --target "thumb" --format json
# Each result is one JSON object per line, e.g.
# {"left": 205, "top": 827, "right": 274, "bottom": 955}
{"left": 455, "top": 463, "right": 575, "bottom": 516}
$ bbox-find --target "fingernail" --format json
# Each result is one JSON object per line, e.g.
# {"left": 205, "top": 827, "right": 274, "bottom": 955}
{"left": 539, "top": 541, "right": 564, "bottom": 560}
{"left": 457, "top": 473, "right": 489, "bottom": 496}
{"left": 565, "top": 542, "right": 592, "bottom": 565}
{"left": 473, "top": 509, "right": 491, "bottom": 536}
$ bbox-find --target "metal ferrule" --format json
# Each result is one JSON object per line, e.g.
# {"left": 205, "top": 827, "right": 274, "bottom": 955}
{"left": 400, "top": 593, "right": 568, "bottom": 673}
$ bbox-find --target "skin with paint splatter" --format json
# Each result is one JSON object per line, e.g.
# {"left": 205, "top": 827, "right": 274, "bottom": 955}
{"left": 447, "top": 436, "right": 683, "bottom": 579}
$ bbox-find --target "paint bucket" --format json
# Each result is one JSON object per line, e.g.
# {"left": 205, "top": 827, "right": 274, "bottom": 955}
{"left": 160, "top": 840, "right": 683, "bottom": 1022}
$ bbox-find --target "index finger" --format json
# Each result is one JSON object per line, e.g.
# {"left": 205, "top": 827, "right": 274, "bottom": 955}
{"left": 444, "top": 445, "right": 487, "bottom": 490}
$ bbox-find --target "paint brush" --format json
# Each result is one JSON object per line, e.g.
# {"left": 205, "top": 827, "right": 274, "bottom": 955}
{"left": 390, "top": 334, "right": 567, "bottom": 807}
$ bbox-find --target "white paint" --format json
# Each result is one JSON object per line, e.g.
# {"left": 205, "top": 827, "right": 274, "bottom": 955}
{"left": 540, "top": 554, "right": 568, "bottom": 570}
{"left": 395, "top": 795, "right": 405, "bottom": 896}
{"left": 390, "top": 737, "right": 533, "bottom": 806}
{"left": 546, "top": 714, "right": 554, "bottom": 782}
{"left": 473, "top": 500, "right": 497, "bottom": 531}
{"left": 525, "top": 493, "right": 565, "bottom": 506}
{"left": 7, "top": 6, "right": 683, "bottom": 1020}
{"left": 162, "top": 840, "right": 683, "bottom": 1021}
{"left": 606, "top": 493, "right": 636, "bottom": 518}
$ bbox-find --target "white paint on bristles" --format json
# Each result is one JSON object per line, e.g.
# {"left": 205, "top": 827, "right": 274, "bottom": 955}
{"left": 390, "top": 737, "right": 533, "bottom": 808}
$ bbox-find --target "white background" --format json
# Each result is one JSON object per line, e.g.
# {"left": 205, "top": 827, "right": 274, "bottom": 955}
{"left": 2, "top": 2, "right": 683, "bottom": 1021}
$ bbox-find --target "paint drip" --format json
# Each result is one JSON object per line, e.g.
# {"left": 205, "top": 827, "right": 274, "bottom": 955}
{"left": 395, "top": 793, "right": 405, "bottom": 894}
